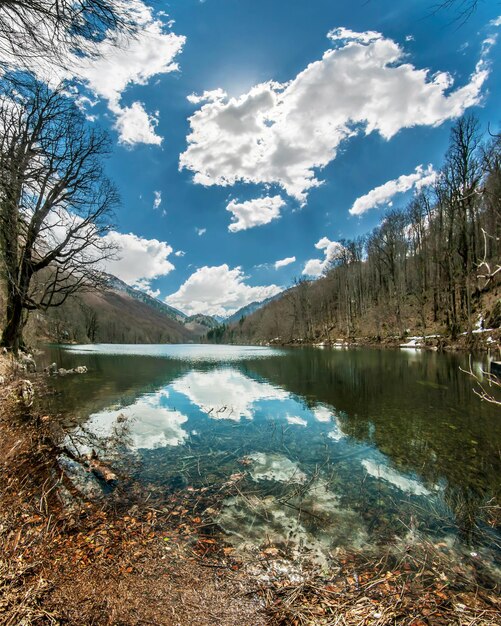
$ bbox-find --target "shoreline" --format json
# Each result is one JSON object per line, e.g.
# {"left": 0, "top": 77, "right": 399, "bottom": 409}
{"left": 212, "top": 328, "right": 501, "bottom": 355}
{"left": 1, "top": 353, "right": 500, "bottom": 625}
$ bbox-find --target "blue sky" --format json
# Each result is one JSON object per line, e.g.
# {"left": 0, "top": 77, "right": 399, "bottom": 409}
{"left": 20, "top": 0, "right": 501, "bottom": 316}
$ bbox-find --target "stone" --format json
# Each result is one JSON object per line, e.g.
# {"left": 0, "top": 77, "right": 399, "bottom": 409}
{"left": 45, "top": 362, "right": 58, "bottom": 376}
{"left": 19, "top": 353, "right": 36, "bottom": 372}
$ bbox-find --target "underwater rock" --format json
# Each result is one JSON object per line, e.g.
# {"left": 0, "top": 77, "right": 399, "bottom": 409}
{"left": 361, "top": 459, "right": 432, "bottom": 496}
{"left": 217, "top": 478, "right": 367, "bottom": 565}
{"left": 248, "top": 452, "right": 307, "bottom": 484}
{"left": 19, "top": 353, "right": 37, "bottom": 372}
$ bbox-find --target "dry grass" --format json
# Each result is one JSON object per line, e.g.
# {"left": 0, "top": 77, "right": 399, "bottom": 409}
{"left": 255, "top": 543, "right": 500, "bottom": 626}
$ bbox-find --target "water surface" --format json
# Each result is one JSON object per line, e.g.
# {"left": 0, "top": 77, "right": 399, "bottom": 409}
{"left": 43, "top": 344, "right": 501, "bottom": 565}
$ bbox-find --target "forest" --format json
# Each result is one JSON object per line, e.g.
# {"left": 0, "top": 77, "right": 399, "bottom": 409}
{"left": 213, "top": 116, "right": 501, "bottom": 346}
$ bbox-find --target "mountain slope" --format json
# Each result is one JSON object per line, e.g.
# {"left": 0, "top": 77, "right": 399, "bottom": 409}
{"left": 34, "top": 277, "right": 196, "bottom": 344}
{"left": 224, "top": 294, "right": 283, "bottom": 325}
{"left": 106, "top": 275, "right": 187, "bottom": 322}
{"left": 184, "top": 314, "right": 220, "bottom": 336}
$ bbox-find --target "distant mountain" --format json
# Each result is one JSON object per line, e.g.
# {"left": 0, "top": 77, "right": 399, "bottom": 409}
{"left": 37, "top": 274, "right": 196, "bottom": 345}
{"left": 106, "top": 275, "right": 187, "bottom": 322}
{"left": 183, "top": 313, "right": 220, "bottom": 336}
{"left": 224, "top": 294, "right": 283, "bottom": 325}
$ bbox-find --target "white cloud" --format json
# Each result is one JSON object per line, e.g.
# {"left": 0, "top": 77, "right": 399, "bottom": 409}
{"left": 361, "top": 459, "right": 431, "bottom": 496}
{"left": 313, "top": 405, "right": 345, "bottom": 440}
{"left": 165, "top": 264, "right": 281, "bottom": 316}
{"left": 112, "top": 102, "right": 162, "bottom": 146}
{"left": 174, "top": 250, "right": 186, "bottom": 257}
{"left": 286, "top": 415, "right": 308, "bottom": 427}
{"left": 180, "top": 27, "right": 493, "bottom": 203}
{"left": 103, "top": 231, "right": 175, "bottom": 292}
{"left": 313, "top": 406, "right": 333, "bottom": 422}
{"left": 227, "top": 195, "right": 285, "bottom": 232}
{"left": 327, "top": 27, "right": 381, "bottom": 45}
{"left": 196, "top": 227, "right": 206, "bottom": 236}
{"left": 86, "top": 391, "right": 188, "bottom": 449}
{"left": 349, "top": 164, "right": 438, "bottom": 216}
{"left": 153, "top": 190, "right": 162, "bottom": 209}
{"left": 70, "top": 2, "right": 185, "bottom": 145}
{"left": 303, "top": 238, "right": 345, "bottom": 277}
{"left": 274, "top": 256, "right": 296, "bottom": 269}
{"left": 2, "top": 1, "right": 185, "bottom": 146}
{"left": 248, "top": 452, "right": 307, "bottom": 483}
{"left": 134, "top": 279, "right": 160, "bottom": 298}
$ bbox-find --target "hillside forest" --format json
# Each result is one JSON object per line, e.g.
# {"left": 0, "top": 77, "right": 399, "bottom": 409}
{"left": 211, "top": 116, "right": 501, "bottom": 347}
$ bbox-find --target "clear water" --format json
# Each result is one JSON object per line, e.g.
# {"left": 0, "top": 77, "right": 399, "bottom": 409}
{"left": 43, "top": 344, "right": 501, "bottom": 564}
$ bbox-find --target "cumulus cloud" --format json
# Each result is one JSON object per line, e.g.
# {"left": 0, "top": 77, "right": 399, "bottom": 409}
{"left": 103, "top": 231, "right": 175, "bottom": 293}
{"left": 274, "top": 256, "right": 296, "bottom": 269}
{"left": 349, "top": 164, "right": 438, "bottom": 216}
{"left": 2, "top": 1, "right": 185, "bottom": 146}
{"left": 73, "top": 2, "right": 185, "bottom": 145}
{"left": 196, "top": 227, "right": 206, "bottom": 236}
{"left": 227, "top": 195, "right": 285, "bottom": 232}
{"left": 174, "top": 250, "right": 186, "bottom": 257}
{"left": 86, "top": 391, "right": 188, "bottom": 449}
{"left": 112, "top": 102, "right": 162, "bottom": 146}
{"left": 165, "top": 264, "right": 281, "bottom": 316}
{"left": 361, "top": 459, "right": 431, "bottom": 496}
{"left": 303, "top": 237, "right": 345, "bottom": 277}
{"left": 180, "top": 27, "right": 494, "bottom": 203}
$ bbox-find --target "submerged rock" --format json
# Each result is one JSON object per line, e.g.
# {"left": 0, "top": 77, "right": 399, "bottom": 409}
{"left": 55, "top": 365, "right": 88, "bottom": 376}
{"left": 247, "top": 452, "right": 307, "bottom": 484}
{"left": 45, "top": 362, "right": 58, "bottom": 376}
{"left": 217, "top": 478, "right": 367, "bottom": 565}
{"left": 57, "top": 454, "right": 103, "bottom": 499}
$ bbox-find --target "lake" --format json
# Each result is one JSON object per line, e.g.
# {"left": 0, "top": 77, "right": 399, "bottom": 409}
{"left": 42, "top": 344, "right": 500, "bottom": 567}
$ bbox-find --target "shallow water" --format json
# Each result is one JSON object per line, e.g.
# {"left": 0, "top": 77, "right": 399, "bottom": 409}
{"left": 43, "top": 344, "right": 501, "bottom": 564}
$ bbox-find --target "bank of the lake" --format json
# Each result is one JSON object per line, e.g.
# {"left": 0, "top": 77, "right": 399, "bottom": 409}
{"left": 1, "top": 347, "right": 500, "bottom": 625}
{"left": 211, "top": 326, "right": 501, "bottom": 353}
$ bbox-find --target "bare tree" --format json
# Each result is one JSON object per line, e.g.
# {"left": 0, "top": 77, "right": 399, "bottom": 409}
{"left": 0, "top": 76, "right": 118, "bottom": 352}
{"left": 461, "top": 358, "right": 501, "bottom": 406}
{"left": 215, "top": 114, "right": 500, "bottom": 349}
{"left": 0, "top": 0, "right": 136, "bottom": 68}
{"left": 433, "top": 1, "right": 482, "bottom": 24}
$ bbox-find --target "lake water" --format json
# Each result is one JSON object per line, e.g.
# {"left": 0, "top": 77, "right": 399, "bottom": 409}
{"left": 43, "top": 344, "right": 500, "bottom": 566}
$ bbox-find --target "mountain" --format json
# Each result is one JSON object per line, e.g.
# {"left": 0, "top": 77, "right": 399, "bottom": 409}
{"left": 35, "top": 275, "right": 196, "bottom": 345}
{"left": 106, "top": 275, "right": 187, "bottom": 322}
{"left": 183, "top": 314, "right": 220, "bottom": 336}
{"left": 224, "top": 294, "right": 283, "bottom": 325}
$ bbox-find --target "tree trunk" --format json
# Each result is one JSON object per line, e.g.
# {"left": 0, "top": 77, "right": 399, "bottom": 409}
{"left": 1, "top": 292, "right": 24, "bottom": 353}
